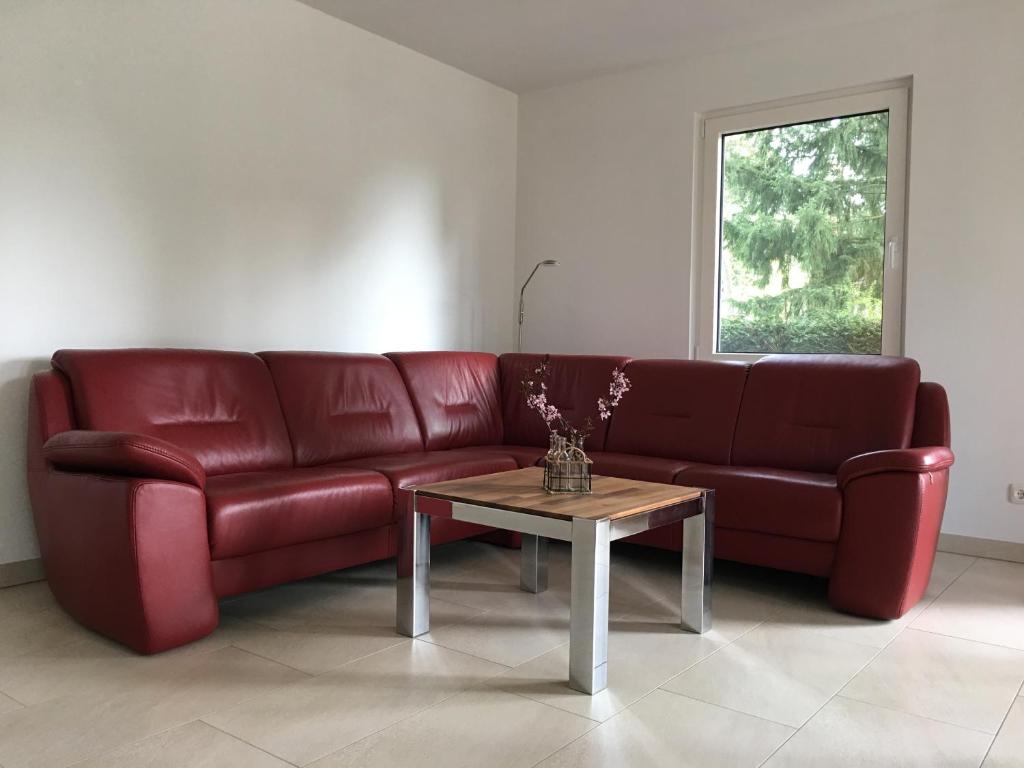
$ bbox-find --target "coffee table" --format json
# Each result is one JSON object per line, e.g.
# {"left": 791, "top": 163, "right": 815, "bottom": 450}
{"left": 396, "top": 467, "right": 714, "bottom": 694}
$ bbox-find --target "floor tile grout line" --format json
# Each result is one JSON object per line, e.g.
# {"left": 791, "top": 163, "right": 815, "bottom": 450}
{"left": 224, "top": 645, "right": 320, "bottom": 677}
{"left": 757, "top": 617, "right": 897, "bottom": 651}
{"left": 759, "top": 556, "right": 976, "bottom": 655}
{"left": 525, "top": 713, "right": 602, "bottom": 768}
{"left": 752, "top": 630, "right": 890, "bottom": 767}
{"left": 0, "top": 688, "right": 30, "bottom": 709}
{"left": 651, "top": 624, "right": 757, "bottom": 693}
{"left": 491, "top": 684, "right": 609, "bottom": 723}
{"left": 487, "top": 612, "right": 746, "bottom": 726}
{"left": 413, "top": 635, "right": 516, "bottom": 669}
{"left": 503, "top": 639, "right": 573, "bottom": 672}
{"left": 60, "top": 718, "right": 264, "bottom": 768}
{"left": 230, "top": 631, "right": 417, "bottom": 679}
{"left": 294, "top": 678, "right": 519, "bottom": 767}
{"left": 201, "top": 719, "right": 302, "bottom": 767}
{"left": 833, "top": 693, "right": 1002, "bottom": 736}
{"left": 141, "top": 563, "right": 952, "bottom": 768}
{"left": 4, "top": 548, "right": 1014, "bottom": 768}
{"left": 1, "top": 642, "right": 317, "bottom": 729}
{"left": 498, "top": 637, "right": 724, "bottom": 727}
{"left": 657, "top": 687, "right": 798, "bottom": 730}
{"left": 905, "top": 625, "right": 1024, "bottom": 653}
{"left": 978, "top": 690, "right": 1020, "bottom": 767}
{"left": 523, "top": 687, "right": 653, "bottom": 768}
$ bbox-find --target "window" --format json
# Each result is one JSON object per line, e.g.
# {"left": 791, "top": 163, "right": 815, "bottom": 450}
{"left": 696, "top": 85, "right": 908, "bottom": 359}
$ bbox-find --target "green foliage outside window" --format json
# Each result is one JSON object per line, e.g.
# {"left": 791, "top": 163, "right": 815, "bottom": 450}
{"left": 718, "top": 112, "right": 888, "bottom": 354}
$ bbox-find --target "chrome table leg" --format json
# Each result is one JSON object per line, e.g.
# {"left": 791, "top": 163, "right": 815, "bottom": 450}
{"left": 681, "top": 491, "right": 714, "bottom": 633}
{"left": 397, "top": 492, "right": 431, "bottom": 637}
{"left": 520, "top": 534, "right": 549, "bottom": 593}
{"left": 569, "top": 518, "right": 610, "bottom": 694}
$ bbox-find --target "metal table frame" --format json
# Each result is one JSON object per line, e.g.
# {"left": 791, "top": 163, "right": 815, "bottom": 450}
{"left": 397, "top": 488, "right": 714, "bottom": 695}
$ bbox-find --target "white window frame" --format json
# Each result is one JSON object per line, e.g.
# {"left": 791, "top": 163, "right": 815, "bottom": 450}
{"left": 694, "top": 83, "right": 910, "bottom": 361}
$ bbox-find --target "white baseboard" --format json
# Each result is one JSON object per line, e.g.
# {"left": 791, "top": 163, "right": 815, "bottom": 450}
{"left": 938, "top": 533, "right": 1024, "bottom": 564}
{"left": 0, "top": 557, "right": 45, "bottom": 589}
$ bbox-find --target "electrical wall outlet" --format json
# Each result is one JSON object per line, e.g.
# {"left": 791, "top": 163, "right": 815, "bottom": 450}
{"left": 1010, "top": 484, "right": 1024, "bottom": 504}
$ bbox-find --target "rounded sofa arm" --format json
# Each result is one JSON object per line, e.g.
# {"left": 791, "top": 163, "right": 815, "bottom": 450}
{"left": 42, "top": 430, "right": 206, "bottom": 489}
{"left": 838, "top": 447, "right": 954, "bottom": 489}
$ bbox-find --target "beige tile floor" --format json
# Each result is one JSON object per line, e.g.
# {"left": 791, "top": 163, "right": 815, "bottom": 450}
{"left": 0, "top": 541, "right": 1021, "bottom": 768}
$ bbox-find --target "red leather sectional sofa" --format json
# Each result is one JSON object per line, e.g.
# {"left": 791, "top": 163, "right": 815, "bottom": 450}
{"left": 27, "top": 349, "right": 953, "bottom": 654}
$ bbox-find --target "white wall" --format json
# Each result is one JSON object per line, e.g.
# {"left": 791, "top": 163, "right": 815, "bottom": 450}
{"left": 517, "top": 0, "right": 1024, "bottom": 544}
{"left": 0, "top": 0, "right": 517, "bottom": 565}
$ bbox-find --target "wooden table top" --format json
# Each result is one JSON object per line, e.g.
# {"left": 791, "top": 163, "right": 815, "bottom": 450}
{"left": 413, "top": 467, "right": 705, "bottom": 522}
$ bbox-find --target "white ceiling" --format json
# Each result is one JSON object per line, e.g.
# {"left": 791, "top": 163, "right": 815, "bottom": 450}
{"left": 299, "top": 0, "right": 950, "bottom": 93}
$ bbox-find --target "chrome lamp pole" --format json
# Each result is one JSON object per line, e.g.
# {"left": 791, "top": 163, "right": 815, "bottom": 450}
{"left": 517, "top": 259, "right": 559, "bottom": 353}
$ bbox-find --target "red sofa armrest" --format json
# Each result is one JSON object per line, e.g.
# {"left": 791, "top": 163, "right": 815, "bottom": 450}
{"left": 837, "top": 447, "right": 954, "bottom": 488}
{"left": 830, "top": 447, "right": 953, "bottom": 619}
{"left": 43, "top": 430, "right": 206, "bottom": 489}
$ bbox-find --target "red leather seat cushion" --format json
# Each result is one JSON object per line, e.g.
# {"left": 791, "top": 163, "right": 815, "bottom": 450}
{"left": 206, "top": 467, "right": 393, "bottom": 559}
{"left": 386, "top": 352, "right": 503, "bottom": 450}
{"left": 588, "top": 451, "right": 692, "bottom": 484}
{"left": 338, "top": 451, "right": 517, "bottom": 513}
{"left": 52, "top": 349, "right": 293, "bottom": 476}
{"left": 447, "top": 444, "right": 546, "bottom": 468}
{"left": 605, "top": 359, "right": 748, "bottom": 463}
{"left": 677, "top": 464, "right": 842, "bottom": 543}
{"left": 499, "top": 354, "right": 631, "bottom": 448}
{"left": 259, "top": 352, "right": 423, "bottom": 464}
{"left": 732, "top": 354, "right": 920, "bottom": 474}
{"left": 339, "top": 450, "right": 519, "bottom": 545}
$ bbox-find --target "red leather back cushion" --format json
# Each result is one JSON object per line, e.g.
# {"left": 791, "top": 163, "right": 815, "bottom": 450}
{"left": 260, "top": 352, "right": 423, "bottom": 464}
{"left": 386, "top": 352, "right": 503, "bottom": 450}
{"left": 52, "top": 349, "right": 293, "bottom": 476}
{"left": 911, "top": 382, "right": 951, "bottom": 448}
{"left": 605, "top": 360, "right": 748, "bottom": 463}
{"left": 499, "top": 354, "right": 632, "bottom": 449}
{"left": 732, "top": 354, "right": 921, "bottom": 473}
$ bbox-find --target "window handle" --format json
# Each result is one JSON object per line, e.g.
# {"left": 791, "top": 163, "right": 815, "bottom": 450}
{"left": 887, "top": 238, "right": 901, "bottom": 269}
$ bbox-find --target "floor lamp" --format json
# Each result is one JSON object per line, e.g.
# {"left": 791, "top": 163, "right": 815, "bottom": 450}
{"left": 517, "top": 259, "right": 560, "bottom": 353}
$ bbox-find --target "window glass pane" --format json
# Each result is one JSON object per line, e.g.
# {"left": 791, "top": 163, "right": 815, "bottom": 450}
{"left": 717, "top": 111, "right": 888, "bottom": 354}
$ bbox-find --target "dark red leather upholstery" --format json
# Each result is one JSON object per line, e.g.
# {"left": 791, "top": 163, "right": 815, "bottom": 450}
{"left": 499, "top": 354, "right": 631, "bottom": 448}
{"left": 587, "top": 451, "right": 692, "bottom": 484}
{"left": 43, "top": 472, "right": 218, "bottom": 654}
{"left": 837, "top": 447, "right": 954, "bottom": 487}
{"left": 830, "top": 466, "right": 950, "bottom": 618}
{"left": 339, "top": 450, "right": 517, "bottom": 517}
{"left": 28, "top": 370, "right": 219, "bottom": 654}
{"left": 732, "top": 354, "right": 920, "bottom": 473}
{"left": 53, "top": 349, "right": 293, "bottom": 476}
{"left": 212, "top": 526, "right": 393, "bottom": 598}
{"left": 260, "top": 352, "right": 423, "bottom": 464}
{"left": 205, "top": 467, "right": 393, "bottom": 559}
{"left": 387, "top": 352, "right": 503, "bottom": 450}
{"left": 678, "top": 464, "right": 842, "bottom": 543}
{"left": 43, "top": 430, "right": 206, "bottom": 488}
{"left": 716, "top": 528, "right": 836, "bottom": 577}
{"left": 27, "top": 371, "right": 74, "bottom": 474}
{"left": 606, "top": 360, "right": 748, "bottom": 463}
{"left": 620, "top": 525, "right": 836, "bottom": 577}
{"left": 447, "top": 444, "right": 547, "bottom": 468}
{"left": 912, "top": 382, "right": 951, "bottom": 448}
{"left": 339, "top": 450, "right": 518, "bottom": 546}
{"left": 26, "top": 347, "right": 955, "bottom": 653}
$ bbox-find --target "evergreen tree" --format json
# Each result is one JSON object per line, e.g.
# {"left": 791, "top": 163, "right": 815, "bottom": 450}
{"left": 718, "top": 112, "right": 889, "bottom": 353}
